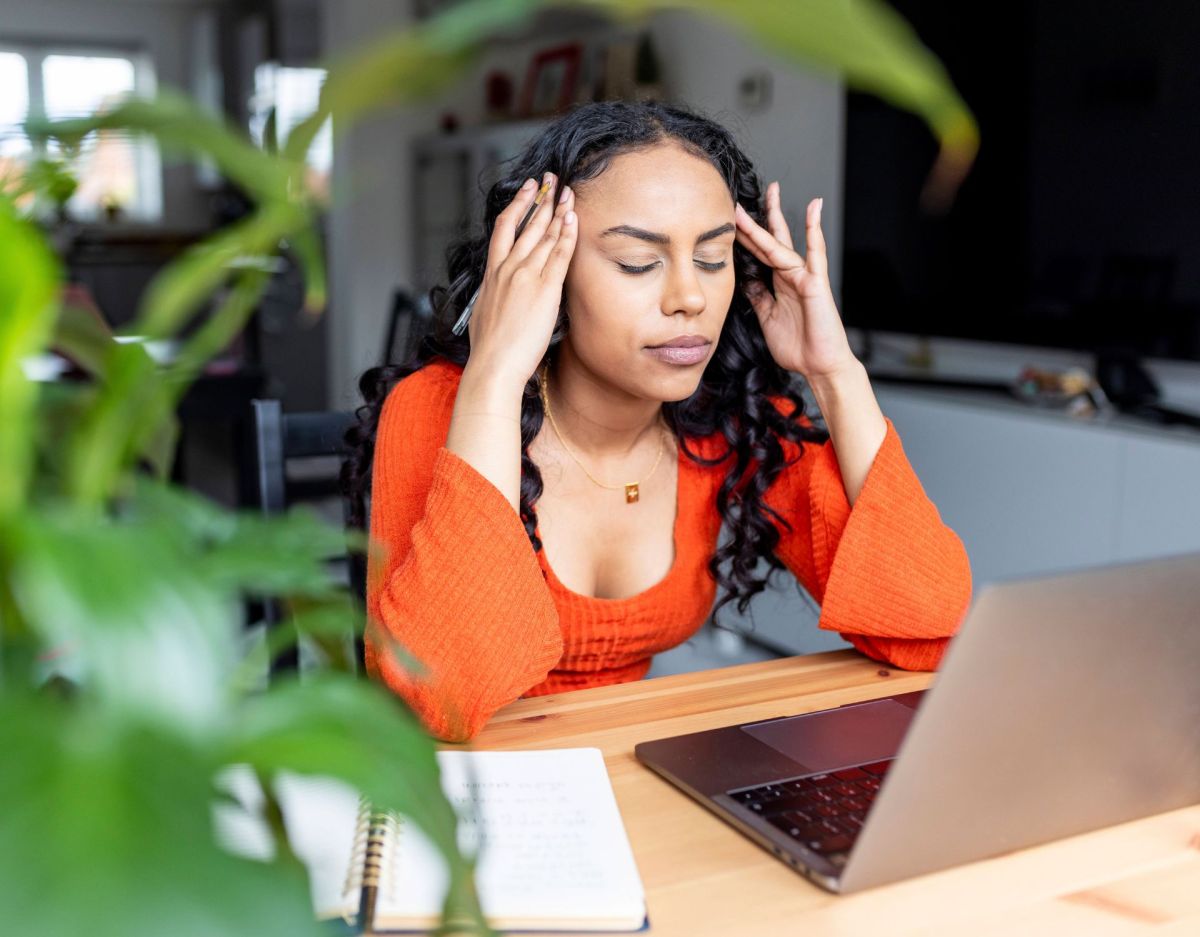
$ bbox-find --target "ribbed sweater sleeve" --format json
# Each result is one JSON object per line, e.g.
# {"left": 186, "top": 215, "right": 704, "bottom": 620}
{"left": 364, "top": 367, "right": 563, "bottom": 742}
{"left": 764, "top": 411, "right": 973, "bottom": 672}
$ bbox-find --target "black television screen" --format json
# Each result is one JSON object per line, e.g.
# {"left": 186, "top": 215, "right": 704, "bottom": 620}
{"left": 841, "top": 0, "right": 1200, "bottom": 363}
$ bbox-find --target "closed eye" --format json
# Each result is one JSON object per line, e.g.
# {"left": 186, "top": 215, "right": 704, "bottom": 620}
{"left": 618, "top": 260, "right": 728, "bottom": 275}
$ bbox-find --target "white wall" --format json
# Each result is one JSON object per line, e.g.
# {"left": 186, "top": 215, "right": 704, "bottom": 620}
{"left": 320, "top": 0, "right": 435, "bottom": 408}
{"left": 0, "top": 0, "right": 217, "bottom": 229}
{"left": 319, "top": 2, "right": 845, "bottom": 407}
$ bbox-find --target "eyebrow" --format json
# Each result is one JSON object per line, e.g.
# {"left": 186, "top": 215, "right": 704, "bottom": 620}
{"left": 598, "top": 222, "right": 735, "bottom": 245}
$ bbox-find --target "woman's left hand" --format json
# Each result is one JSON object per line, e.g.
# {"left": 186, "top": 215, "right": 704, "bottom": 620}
{"left": 734, "top": 181, "right": 857, "bottom": 381}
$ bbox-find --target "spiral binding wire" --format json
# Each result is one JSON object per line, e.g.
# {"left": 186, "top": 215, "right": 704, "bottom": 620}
{"left": 341, "top": 796, "right": 402, "bottom": 926}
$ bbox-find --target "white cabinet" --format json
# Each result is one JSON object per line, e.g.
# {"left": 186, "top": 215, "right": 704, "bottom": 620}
{"left": 875, "top": 386, "right": 1125, "bottom": 582}
{"left": 1115, "top": 433, "right": 1200, "bottom": 561}
{"left": 874, "top": 383, "right": 1200, "bottom": 583}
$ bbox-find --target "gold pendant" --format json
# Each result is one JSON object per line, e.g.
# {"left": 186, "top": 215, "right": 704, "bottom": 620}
{"left": 624, "top": 483, "right": 639, "bottom": 504}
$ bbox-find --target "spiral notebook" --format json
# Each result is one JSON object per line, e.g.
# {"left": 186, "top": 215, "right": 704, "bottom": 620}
{"left": 215, "top": 748, "right": 647, "bottom": 932}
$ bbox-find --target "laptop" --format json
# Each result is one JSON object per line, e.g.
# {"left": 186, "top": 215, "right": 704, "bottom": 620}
{"left": 635, "top": 551, "right": 1200, "bottom": 894}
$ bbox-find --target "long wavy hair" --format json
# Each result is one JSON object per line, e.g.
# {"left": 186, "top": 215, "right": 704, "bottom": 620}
{"left": 343, "top": 99, "right": 829, "bottom": 630}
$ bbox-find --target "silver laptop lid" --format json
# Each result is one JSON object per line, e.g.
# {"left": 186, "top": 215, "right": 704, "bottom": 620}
{"left": 840, "top": 551, "right": 1200, "bottom": 893}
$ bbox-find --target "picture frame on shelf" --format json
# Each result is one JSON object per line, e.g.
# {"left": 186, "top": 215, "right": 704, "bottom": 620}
{"left": 518, "top": 42, "right": 583, "bottom": 118}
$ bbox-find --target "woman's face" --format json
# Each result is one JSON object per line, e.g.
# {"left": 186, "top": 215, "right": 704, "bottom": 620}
{"left": 562, "top": 142, "right": 738, "bottom": 401}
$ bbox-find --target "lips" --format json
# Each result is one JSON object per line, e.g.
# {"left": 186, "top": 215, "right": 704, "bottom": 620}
{"left": 645, "top": 333, "right": 712, "bottom": 366}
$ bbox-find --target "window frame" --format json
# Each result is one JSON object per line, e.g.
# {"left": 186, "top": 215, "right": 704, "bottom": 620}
{"left": 0, "top": 38, "right": 163, "bottom": 222}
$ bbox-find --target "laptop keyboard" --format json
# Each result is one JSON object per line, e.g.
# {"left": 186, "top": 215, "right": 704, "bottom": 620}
{"left": 727, "top": 759, "right": 893, "bottom": 861}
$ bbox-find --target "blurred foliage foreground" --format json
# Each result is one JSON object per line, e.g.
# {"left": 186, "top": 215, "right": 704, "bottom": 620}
{"left": 0, "top": 2, "right": 974, "bottom": 936}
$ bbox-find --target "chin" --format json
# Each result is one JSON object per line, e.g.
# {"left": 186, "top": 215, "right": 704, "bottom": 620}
{"left": 650, "top": 372, "right": 706, "bottom": 403}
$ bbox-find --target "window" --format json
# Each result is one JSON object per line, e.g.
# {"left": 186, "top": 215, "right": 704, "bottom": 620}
{"left": 0, "top": 43, "right": 162, "bottom": 221}
{"left": 0, "top": 53, "right": 31, "bottom": 161}
{"left": 250, "top": 63, "right": 332, "bottom": 201}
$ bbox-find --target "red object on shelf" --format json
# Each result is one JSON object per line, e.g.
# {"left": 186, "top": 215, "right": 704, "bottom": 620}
{"left": 517, "top": 42, "right": 583, "bottom": 118}
{"left": 485, "top": 70, "right": 515, "bottom": 118}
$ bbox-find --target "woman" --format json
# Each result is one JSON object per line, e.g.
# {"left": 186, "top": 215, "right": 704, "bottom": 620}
{"left": 346, "top": 100, "right": 972, "bottom": 742}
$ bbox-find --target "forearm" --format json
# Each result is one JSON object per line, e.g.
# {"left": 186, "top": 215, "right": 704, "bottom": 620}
{"left": 445, "top": 363, "right": 526, "bottom": 513}
{"left": 807, "top": 359, "right": 887, "bottom": 506}
{"left": 368, "top": 442, "right": 564, "bottom": 742}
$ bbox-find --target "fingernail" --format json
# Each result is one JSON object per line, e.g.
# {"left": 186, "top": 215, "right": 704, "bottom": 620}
{"left": 521, "top": 178, "right": 534, "bottom": 190}
{"left": 564, "top": 210, "right": 576, "bottom": 225}
{"left": 543, "top": 171, "right": 553, "bottom": 183}
{"left": 559, "top": 185, "right": 571, "bottom": 203}
{"left": 817, "top": 197, "right": 824, "bottom": 215}
{"left": 735, "top": 202, "right": 746, "bottom": 216}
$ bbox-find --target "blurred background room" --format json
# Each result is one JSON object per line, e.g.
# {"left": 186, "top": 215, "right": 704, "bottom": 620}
{"left": 6, "top": 0, "right": 1199, "bottom": 675}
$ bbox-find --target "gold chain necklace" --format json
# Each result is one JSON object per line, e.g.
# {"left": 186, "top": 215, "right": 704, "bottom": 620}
{"left": 538, "top": 361, "right": 668, "bottom": 504}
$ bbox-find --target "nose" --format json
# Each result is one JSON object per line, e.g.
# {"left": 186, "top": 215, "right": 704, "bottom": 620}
{"left": 661, "top": 261, "right": 707, "bottom": 318}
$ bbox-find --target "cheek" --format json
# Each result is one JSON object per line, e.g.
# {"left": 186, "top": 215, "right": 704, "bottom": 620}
{"left": 715, "top": 272, "right": 734, "bottom": 311}
{"left": 562, "top": 262, "right": 630, "bottom": 334}
{"left": 568, "top": 300, "right": 639, "bottom": 345}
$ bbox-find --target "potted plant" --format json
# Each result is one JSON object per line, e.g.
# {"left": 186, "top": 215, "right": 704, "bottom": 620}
{"left": 27, "top": 151, "right": 79, "bottom": 223}
{"left": 0, "top": 3, "right": 975, "bottom": 936}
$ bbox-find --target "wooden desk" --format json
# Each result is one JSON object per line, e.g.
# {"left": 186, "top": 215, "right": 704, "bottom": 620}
{"left": 466, "top": 650, "right": 1200, "bottom": 936}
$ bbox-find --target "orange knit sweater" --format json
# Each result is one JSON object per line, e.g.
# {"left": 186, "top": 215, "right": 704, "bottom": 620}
{"left": 365, "top": 358, "right": 973, "bottom": 741}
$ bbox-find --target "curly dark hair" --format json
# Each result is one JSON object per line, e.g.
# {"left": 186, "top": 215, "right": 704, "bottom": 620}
{"left": 343, "top": 99, "right": 829, "bottom": 630}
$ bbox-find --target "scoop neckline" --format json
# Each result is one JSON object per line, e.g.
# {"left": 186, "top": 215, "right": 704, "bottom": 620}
{"left": 535, "top": 442, "right": 688, "bottom": 606}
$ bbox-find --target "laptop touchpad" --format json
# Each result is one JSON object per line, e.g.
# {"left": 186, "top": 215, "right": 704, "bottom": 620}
{"left": 742, "top": 700, "right": 916, "bottom": 774}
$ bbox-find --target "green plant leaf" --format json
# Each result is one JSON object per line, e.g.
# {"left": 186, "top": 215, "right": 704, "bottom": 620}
{"left": 68, "top": 263, "right": 275, "bottom": 506}
{"left": 168, "top": 266, "right": 274, "bottom": 379}
{"left": 123, "top": 480, "right": 351, "bottom": 599}
{"left": 51, "top": 299, "right": 114, "bottom": 376}
{"left": 0, "top": 196, "right": 60, "bottom": 519}
{"left": 65, "top": 338, "right": 169, "bottom": 507}
{"left": 121, "top": 475, "right": 240, "bottom": 541}
{"left": 30, "top": 102, "right": 322, "bottom": 497}
{"left": 20, "top": 155, "right": 79, "bottom": 208}
{"left": 7, "top": 506, "right": 241, "bottom": 727}
{"left": 0, "top": 698, "right": 325, "bottom": 937}
{"left": 200, "top": 508, "right": 353, "bottom": 599}
{"left": 8, "top": 479, "right": 366, "bottom": 706}
{"left": 231, "top": 593, "right": 363, "bottom": 694}
{"left": 224, "top": 674, "right": 493, "bottom": 934}
{"left": 29, "top": 90, "right": 293, "bottom": 207}
{"left": 285, "top": 227, "right": 329, "bottom": 315}
{"left": 284, "top": 0, "right": 518, "bottom": 164}
{"left": 27, "top": 382, "right": 96, "bottom": 502}
{"left": 687, "top": 0, "right": 979, "bottom": 205}
{"left": 51, "top": 302, "right": 180, "bottom": 479}
{"left": 135, "top": 203, "right": 305, "bottom": 341}
{"left": 14, "top": 472, "right": 353, "bottom": 606}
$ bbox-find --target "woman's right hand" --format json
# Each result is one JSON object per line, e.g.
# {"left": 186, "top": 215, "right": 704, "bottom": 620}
{"left": 464, "top": 171, "right": 578, "bottom": 389}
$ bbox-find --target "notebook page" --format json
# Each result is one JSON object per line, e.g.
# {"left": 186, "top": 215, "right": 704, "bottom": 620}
{"left": 211, "top": 750, "right": 646, "bottom": 929}
{"left": 210, "top": 764, "right": 362, "bottom": 920}
{"left": 211, "top": 764, "right": 276, "bottom": 864}
{"left": 379, "top": 748, "right": 645, "bottom": 928}
{"left": 273, "top": 772, "right": 362, "bottom": 920}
